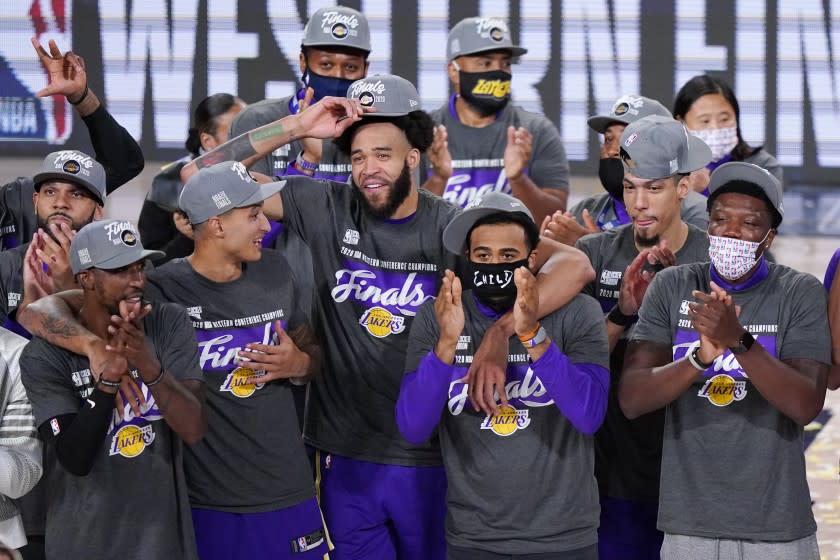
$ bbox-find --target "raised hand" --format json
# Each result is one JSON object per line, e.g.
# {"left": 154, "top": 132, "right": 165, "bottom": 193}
{"left": 504, "top": 126, "right": 532, "bottom": 182}
{"left": 22, "top": 234, "right": 55, "bottom": 303}
{"left": 297, "top": 87, "right": 324, "bottom": 170}
{"left": 31, "top": 37, "right": 87, "bottom": 102}
{"left": 688, "top": 282, "right": 743, "bottom": 363}
{"left": 540, "top": 209, "right": 599, "bottom": 246}
{"left": 512, "top": 267, "right": 539, "bottom": 338}
{"left": 428, "top": 125, "right": 452, "bottom": 182}
{"left": 433, "top": 270, "right": 464, "bottom": 364}
{"left": 35, "top": 223, "right": 76, "bottom": 292}
{"left": 296, "top": 96, "right": 370, "bottom": 140}
{"left": 234, "top": 320, "right": 311, "bottom": 384}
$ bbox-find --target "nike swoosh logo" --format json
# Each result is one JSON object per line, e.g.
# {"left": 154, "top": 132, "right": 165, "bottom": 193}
{"left": 86, "top": 399, "right": 96, "bottom": 409}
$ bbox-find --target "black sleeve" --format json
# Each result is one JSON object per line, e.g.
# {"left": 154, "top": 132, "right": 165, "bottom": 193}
{"left": 81, "top": 105, "right": 145, "bottom": 193}
{"left": 137, "top": 199, "right": 194, "bottom": 262}
{"left": 38, "top": 388, "right": 116, "bottom": 476}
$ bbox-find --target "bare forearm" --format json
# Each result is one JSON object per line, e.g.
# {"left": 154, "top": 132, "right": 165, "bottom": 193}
{"left": 421, "top": 175, "right": 448, "bottom": 197}
{"left": 619, "top": 358, "right": 699, "bottom": 419}
{"left": 140, "top": 365, "right": 206, "bottom": 444}
{"left": 72, "top": 88, "right": 100, "bottom": 118}
{"left": 18, "top": 292, "right": 98, "bottom": 355}
{"left": 535, "top": 242, "right": 595, "bottom": 318}
{"left": 738, "top": 349, "right": 827, "bottom": 425}
{"left": 509, "top": 175, "right": 567, "bottom": 222}
{"left": 606, "top": 320, "right": 626, "bottom": 353}
{"left": 183, "top": 114, "right": 304, "bottom": 179}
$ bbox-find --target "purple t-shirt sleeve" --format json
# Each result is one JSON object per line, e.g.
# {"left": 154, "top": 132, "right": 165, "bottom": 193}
{"left": 824, "top": 248, "right": 840, "bottom": 292}
{"left": 533, "top": 341, "right": 609, "bottom": 435}
{"left": 396, "top": 350, "right": 453, "bottom": 445}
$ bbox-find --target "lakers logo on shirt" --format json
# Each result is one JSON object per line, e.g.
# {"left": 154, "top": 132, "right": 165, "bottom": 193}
{"left": 109, "top": 424, "right": 155, "bottom": 458}
{"left": 471, "top": 78, "right": 511, "bottom": 99}
{"left": 359, "top": 306, "right": 405, "bottom": 338}
{"left": 697, "top": 374, "right": 747, "bottom": 407}
{"left": 220, "top": 367, "right": 266, "bottom": 398}
{"left": 480, "top": 404, "right": 530, "bottom": 436}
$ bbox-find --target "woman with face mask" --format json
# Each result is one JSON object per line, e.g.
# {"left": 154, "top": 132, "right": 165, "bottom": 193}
{"left": 673, "top": 75, "right": 783, "bottom": 195}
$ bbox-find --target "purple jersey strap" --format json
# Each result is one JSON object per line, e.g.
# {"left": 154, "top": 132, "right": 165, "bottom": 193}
{"left": 532, "top": 342, "right": 609, "bottom": 435}
{"left": 396, "top": 351, "right": 454, "bottom": 445}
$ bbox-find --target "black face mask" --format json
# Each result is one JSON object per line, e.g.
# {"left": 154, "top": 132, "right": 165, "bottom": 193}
{"left": 598, "top": 157, "right": 625, "bottom": 200}
{"left": 465, "top": 258, "right": 528, "bottom": 311}
{"left": 458, "top": 69, "right": 512, "bottom": 117}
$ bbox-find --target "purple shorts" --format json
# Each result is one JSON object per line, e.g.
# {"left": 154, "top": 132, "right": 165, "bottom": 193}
{"left": 192, "top": 497, "right": 330, "bottom": 560}
{"left": 598, "top": 495, "right": 663, "bottom": 560}
{"left": 316, "top": 451, "right": 447, "bottom": 560}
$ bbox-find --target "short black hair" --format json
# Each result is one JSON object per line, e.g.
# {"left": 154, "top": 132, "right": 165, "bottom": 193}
{"left": 333, "top": 110, "right": 436, "bottom": 156}
{"left": 707, "top": 180, "right": 782, "bottom": 228}
{"left": 466, "top": 211, "right": 540, "bottom": 255}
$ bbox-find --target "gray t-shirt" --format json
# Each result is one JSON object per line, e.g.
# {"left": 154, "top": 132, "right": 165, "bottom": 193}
{"left": 404, "top": 292, "right": 608, "bottom": 554}
{"left": 576, "top": 223, "right": 709, "bottom": 502}
{"left": 631, "top": 262, "right": 829, "bottom": 540}
{"left": 19, "top": 303, "right": 203, "bottom": 560}
{"left": 570, "top": 191, "right": 709, "bottom": 232}
{"left": 0, "top": 244, "right": 25, "bottom": 327}
{"left": 147, "top": 252, "right": 315, "bottom": 512}
{"left": 280, "top": 177, "right": 460, "bottom": 465}
{"left": 427, "top": 101, "right": 570, "bottom": 208}
{"left": 229, "top": 95, "right": 351, "bottom": 181}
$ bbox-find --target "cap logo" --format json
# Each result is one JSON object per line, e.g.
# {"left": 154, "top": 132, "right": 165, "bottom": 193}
{"left": 409, "top": 99, "right": 419, "bottom": 107}
{"left": 104, "top": 221, "right": 134, "bottom": 245}
{"left": 331, "top": 22, "right": 348, "bottom": 39}
{"left": 212, "top": 190, "right": 232, "bottom": 209}
{"left": 614, "top": 102, "right": 629, "bottom": 116}
{"left": 77, "top": 248, "right": 91, "bottom": 265}
{"left": 359, "top": 91, "right": 375, "bottom": 107}
{"left": 53, "top": 150, "right": 94, "bottom": 169}
{"left": 624, "top": 133, "right": 638, "bottom": 147}
{"left": 669, "top": 159, "right": 678, "bottom": 174}
{"left": 63, "top": 160, "right": 80, "bottom": 174}
{"left": 349, "top": 79, "right": 386, "bottom": 99}
{"left": 230, "top": 161, "right": 254, "bottom": 184}
{"left": 320, "top": 11, "right": 359, "bottom": 38}
{"left": 475, "top": 18, "right": 509, "bottom": 39}
{"left": 465, "top": 196, "right": 483, "bottom": 210}
{"left": 121, "top": 230, "right": 137, "bottom": 247}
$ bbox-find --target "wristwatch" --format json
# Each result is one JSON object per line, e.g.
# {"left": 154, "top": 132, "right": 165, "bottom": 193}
{"left": 730, "top": 330, "right": 755, "bottom": 355}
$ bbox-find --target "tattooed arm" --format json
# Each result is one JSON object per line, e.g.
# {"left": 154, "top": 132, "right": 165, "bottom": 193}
{"left": 180, "top": 96, "right": 369, "bottom": 182}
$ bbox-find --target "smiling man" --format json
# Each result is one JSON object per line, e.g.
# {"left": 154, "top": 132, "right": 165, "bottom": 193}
{"left": 619, "top": 162, "right": 829, "bottom": 560}
{"left": 19, "top": 219, "right": 206, "bottom": 560}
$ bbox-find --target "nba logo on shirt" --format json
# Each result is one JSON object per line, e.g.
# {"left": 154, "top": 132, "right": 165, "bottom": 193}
{"left": 297, "top": 537, "right": 307, "bottom": 549}
{"left": 343, "top": 229, "right": 359, "bottom": 245}
{"left": 679, "top": 300, "right": 691, "bottom": 315}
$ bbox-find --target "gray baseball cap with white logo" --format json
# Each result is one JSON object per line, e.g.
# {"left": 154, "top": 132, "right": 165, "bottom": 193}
{"left": 302, "top": 6, "right": 371, "bottom": 54}
{"left": 620, "top": 115, "right": 713, "bottom": 180}
{"left": 71, "top": 219, "right": 163, "bottom": 275}
{"left": 33, "top": 150, "right": 107, "bottom": 204}
{"left": 178, "top": 161, "right": 285, "bottom": 225}
{"left": 447, "top": 16, "right": 527, "bottom": 62}
{"left": 442, "top": 192, "right": 534, "bottom": 255}
{"left": 587, "top": 95, "right": 673, "bottom": 134}
{"left": 708, "top": 161, "right": 784, "bottom": 222}
{"left": 346, "top": 74, "right": 421, "bottom": 117}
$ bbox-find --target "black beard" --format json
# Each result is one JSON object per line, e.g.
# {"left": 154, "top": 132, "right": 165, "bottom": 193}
{"left": 351, "top": 163, "right": 413, "bottom": 220}
{"left": 37, "top": 211, "right": 95, "bottom": 243}
{"left": 634, "top": 231, "right": 660, "bottom": 248}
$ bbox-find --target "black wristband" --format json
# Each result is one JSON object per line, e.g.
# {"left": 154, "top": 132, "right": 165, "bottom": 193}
{"left": 607, "top": 304, "right": 636, "bottom": 327}
{"left": 68, "top": 83, "right": 89, "bottom": 106}
{"left": 144, "top": 367, "right": 166, "bottom": 387}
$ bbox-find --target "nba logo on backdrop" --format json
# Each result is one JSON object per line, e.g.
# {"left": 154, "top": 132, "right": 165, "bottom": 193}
{"left": 0, "top": 0, "right": 72, "bottom": 143}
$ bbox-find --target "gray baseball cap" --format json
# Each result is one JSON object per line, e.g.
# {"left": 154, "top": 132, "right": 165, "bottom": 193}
{"left": 708, "top": 161, "right": 784, "bottom": 222}
{"left": 620, "top": 115, "right": 713, "bottom": 180}
{"left": 447, "top": 16, "right": 527, "bottom": 62}
{"left": 71, "top": 219, "right": 163, "bottom": 275}
{"left": 302, "top": 6, "right": 371, "bottom": 54}
{"left": 346, "top": 74, "right": 421, "bottom": 117}
{"left": 33, "top": 150, "right": 106, "bottom": 204}
{"left": 178, "top": 161, "right": 285, "bottom": 225}
{"left": 587, "top": 95, "right": 673, "bottom": 134}
{"left": 443, "top": 192, "right": 534, "bottom": 255}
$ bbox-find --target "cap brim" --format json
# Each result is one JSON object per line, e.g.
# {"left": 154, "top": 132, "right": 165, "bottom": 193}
{"left": 678, "top": 135, "right": 713, "bottom": 173}
{"left": 32, "top": 171, "right": 104, "bottom": 204}
{"left": 707, "top": 162, "right": 783, "bottom": 214}
{"left": 454, "top": 45, "right": 528, "bottom": 60}
{"left": 587, "top": 115, "right": 630, "bottom": 134}
{"left": 93, "top": 249, "right": 166, "bottom": 271}
{"left": 442, "top": 207, "right": 510, "bottom": 255}
{"left": 235, "top": 180, "right": 286, "bottom": 209}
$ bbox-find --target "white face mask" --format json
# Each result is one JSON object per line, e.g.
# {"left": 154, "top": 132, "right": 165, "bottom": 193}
{"left": 708, "top": 231, "right": 770, "bottom": 280}
{"left": 688, "top": 126, "right": 738, "bottom": 162}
